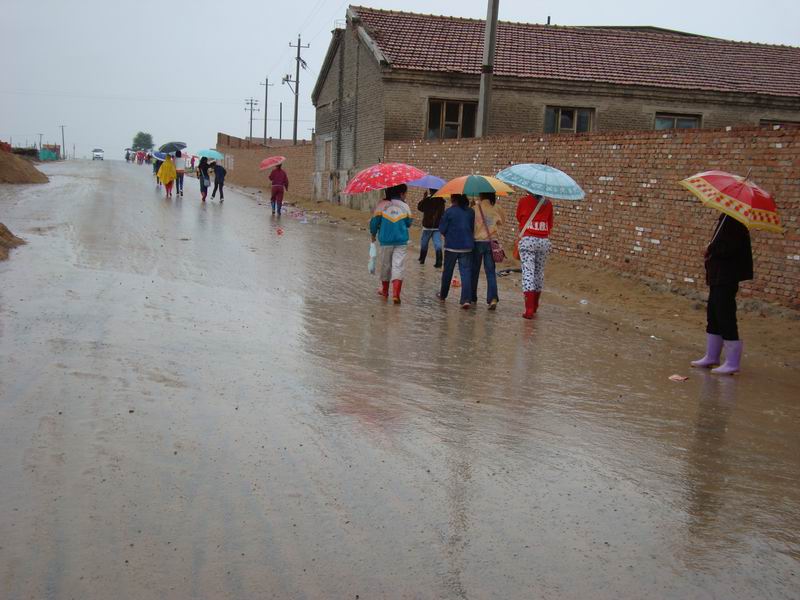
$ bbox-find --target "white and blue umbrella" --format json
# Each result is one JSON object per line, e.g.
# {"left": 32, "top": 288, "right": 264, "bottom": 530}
{"left": 496, "top": 163, "right": 585, "bottom": 200}
{"left": 196, "top": 149, "right": 224, "bottom": 160}
{"left": 407, "top": 174, "right": 446, "bottom": 190}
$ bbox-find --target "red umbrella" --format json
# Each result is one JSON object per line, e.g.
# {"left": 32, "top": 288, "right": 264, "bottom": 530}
{"left": 259, "top": 155, "right": 286, "bottom": 171}
{"left": 679, "top": 170, "right": 783, "bottom": 233}
{"left": 343, "top": 163, "right": 426, "bottom": 195}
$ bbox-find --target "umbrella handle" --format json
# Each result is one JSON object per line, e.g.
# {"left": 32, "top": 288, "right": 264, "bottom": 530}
{"left": 708, "top": 214, "right": 727, "bottom": 248}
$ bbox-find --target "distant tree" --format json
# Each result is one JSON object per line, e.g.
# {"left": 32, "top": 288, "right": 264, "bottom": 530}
{"left": 131, "top": 132, "right": 154, "bottom": 151}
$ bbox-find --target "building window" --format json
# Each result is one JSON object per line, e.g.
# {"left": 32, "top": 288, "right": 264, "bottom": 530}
{"left": 655, "top": 113, "right": 701, "bottom": 130}
{"left": 544, "top": 106, "right": 594, "bottom": 134}
{"left": 760, "top": 119, "right": 800, "bottom": 128}
{"left": 427, "top": 100, "right": 477, "bottom": 140}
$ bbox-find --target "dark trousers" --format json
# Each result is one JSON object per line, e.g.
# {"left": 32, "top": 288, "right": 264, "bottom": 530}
{"left": 439, "top": 250, "right": 472, "bottom": 304}
{"left": 706, "top": 283, "right": 739, "bottom": 340}
{"left": 470, "top": 241, "right": 498, "bottom": 304}
{"left": 212, "top": 180, "right": 224, "bottom": 199}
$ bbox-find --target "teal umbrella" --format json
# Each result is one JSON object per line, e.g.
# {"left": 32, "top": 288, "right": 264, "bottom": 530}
{"left": 196, "top": 149, "right": 224, "bottom": 160}
{"left": 496, "top": 163, "right": 585, "bottom": 200}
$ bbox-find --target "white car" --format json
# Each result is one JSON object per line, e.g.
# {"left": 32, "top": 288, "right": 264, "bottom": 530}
{"left": 92, "top": 148, "right": 104, "bottom": 160}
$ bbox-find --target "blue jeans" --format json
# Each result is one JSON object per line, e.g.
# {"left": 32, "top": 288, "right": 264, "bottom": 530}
{"left": 439, "top": 250, "right": 472, "bottom": 304}
{"left": 420, "top": 229, "right": 442, "bottom": 252}
{"left": 471, "top": 241, "right": 498, "bottom": 304}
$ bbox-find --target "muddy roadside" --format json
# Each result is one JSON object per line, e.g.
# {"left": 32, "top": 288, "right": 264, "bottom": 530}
{"left": 230, "top": 184, "right": 800, "bottom": 370}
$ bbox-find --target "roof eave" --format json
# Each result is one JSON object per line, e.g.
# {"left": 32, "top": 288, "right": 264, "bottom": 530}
{"left": 311, "top": 29, "right": 344, "bottom": 106}
{"left": 349, "top": 6, "right": 392, "bottom": 69}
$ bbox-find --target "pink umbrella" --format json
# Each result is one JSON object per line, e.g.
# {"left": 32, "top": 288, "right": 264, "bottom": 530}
{"left": 259, "top": 155, "right": 286, "bottom": 171}
{"left": 343, "top": 163, "right": 426, "bottom": 195}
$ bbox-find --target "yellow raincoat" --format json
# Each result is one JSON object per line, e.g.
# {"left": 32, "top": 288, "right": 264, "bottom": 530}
{"left": 157, "top": 156, "right": 177, "bottom": 185}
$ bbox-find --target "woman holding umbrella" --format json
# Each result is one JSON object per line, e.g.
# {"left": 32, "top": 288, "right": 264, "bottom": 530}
{"left": 196, "top": 157, "right": 211, "bottom": 202}
{"left": 681, "top": 170, "right": 781, "bottom": 375}
{"left": 496, "top": 163, "right": 586, "bottom": 319}
{"left": 516, "top": 194, "right": 552, "bottom": 319}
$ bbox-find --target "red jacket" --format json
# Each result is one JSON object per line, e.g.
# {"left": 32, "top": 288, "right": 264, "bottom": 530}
{"left": 516, "top": 195, "right": 553, "bottom": 238}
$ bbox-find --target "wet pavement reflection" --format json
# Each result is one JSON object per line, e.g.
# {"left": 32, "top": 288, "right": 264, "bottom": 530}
{"left": 1, "top": 161, "right": 798, "bottom": 599}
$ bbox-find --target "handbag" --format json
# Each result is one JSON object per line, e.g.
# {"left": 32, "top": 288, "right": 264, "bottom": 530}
{"left": 476, "top": 202, "right": 506, "bottom": 264}
{"left": 513, "top": 197, "right": 546, "bottom": 260}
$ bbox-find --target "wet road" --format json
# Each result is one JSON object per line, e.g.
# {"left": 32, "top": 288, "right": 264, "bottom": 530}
{"left": 1, "top": 160, "right": 799, "bottom": 599}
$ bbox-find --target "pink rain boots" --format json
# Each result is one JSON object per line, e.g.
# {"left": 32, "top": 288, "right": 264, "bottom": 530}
{"left": 691, "top": 334, "right": 723, "bottom": 368}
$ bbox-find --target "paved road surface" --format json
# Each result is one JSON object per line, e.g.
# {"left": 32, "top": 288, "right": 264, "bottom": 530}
{"left": 1, "top": 160, "right": 799, "bottom": 599}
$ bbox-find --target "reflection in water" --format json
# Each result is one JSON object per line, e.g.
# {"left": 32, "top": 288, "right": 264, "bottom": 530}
{"left": 684, "top": 373, "right": 737, "bottom": 549}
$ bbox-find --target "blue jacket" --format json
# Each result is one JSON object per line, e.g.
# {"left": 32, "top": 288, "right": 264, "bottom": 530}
{"left": 439, "top": 205, "right": 475, "bottom": 251}
{"left": 370, "top": 199, "right": 413, "bottom": 246}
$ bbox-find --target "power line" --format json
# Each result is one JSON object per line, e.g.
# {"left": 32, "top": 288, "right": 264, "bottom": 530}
{"left": 0, "top": 89, "right": 244, "bottom": 105}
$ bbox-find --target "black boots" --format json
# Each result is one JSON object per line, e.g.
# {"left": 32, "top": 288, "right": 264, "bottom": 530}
{"left": 419, "top": 248, "right": 428, "bottom": 264}
{"left": 434, "top": 250, "right": 443, "bottom": 268}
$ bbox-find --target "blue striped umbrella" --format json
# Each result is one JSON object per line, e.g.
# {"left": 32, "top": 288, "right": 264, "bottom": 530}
{"left": 496, "top": 163, "right": 585, "bottom": 200}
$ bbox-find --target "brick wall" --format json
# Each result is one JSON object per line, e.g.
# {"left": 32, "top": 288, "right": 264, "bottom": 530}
{"left": 385, "top": 126, "right": 800, "bottom": 310}
{"left": 215, "top": 133, "right": 314, "bottom": 201}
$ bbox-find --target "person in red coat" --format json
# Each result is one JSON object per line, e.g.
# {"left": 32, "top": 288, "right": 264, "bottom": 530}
{"left": 269, "top": 164, "right": 289, "bottom": 216}
{"left": 516, "top": 194, "right": 553, "bottom": 319}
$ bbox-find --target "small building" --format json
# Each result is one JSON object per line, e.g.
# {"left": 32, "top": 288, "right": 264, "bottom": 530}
{"left": 311, "top": 5, "right": 800, "bottom": 204}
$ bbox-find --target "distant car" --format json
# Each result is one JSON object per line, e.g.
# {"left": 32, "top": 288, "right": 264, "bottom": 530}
{"left": 92, "top": 148, "right": 104, "bottom": 160}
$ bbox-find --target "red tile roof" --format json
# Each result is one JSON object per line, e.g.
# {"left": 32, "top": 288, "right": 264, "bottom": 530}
{"left": 350, "top": 6, "right": 800, "bottom": 98}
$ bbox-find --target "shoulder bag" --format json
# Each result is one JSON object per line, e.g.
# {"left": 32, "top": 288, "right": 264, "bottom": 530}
{"left": 477, "top": 202, "right": 506, "bottom": 264}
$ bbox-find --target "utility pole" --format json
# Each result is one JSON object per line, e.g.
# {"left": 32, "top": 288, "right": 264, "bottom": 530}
{"left": 244, "top": 98, "right": 260, "bottom": 141}
{"left": 476, "top": 0, "right": 499, "bottom": 138}
{"left": 59, "top": 125, "right": 66, "bottom": 159}
{"left": 38, "top": 133, "right": 43, "bottom": 150}
{"left": 283, "top": 34, "right": 309, "bottom": 145}
{"left": 279, "top": 102, "right": 283, "bottom": 139}
{"left": 260, "top": 77, "right": 274, "bottom": 142}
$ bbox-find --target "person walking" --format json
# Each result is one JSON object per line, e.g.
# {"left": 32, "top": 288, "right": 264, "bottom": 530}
{"left": 196, "top": 157, "right": 211, "bottom": 202}
{"left": 370, "top": 184, "right": 413, "bottom": 304}
{"left": 152, "top": 155, "right": 163, "bottom": 188}
{"left": 157, "top": 155, "right": 177, "bottom": 198}
{"left": 516, "top": 193, "right": 553, "bottom": 319}
{"left": 690, "top": 214, "right": 753, "bottom": 374}
{"left": 210, "top": 160, "right": 227, "bottom": 202}
{"left": 269, "top": 164, "right": 289, "bottom": 215}
{"left": 417, "top": 189, "right": 445, "bottom": 267}
{"left": 173, "top": 150, "right": 186, "bottom": 197}
{"left": 471, "top": 192, "right": 504, "bottom": 310}
{"left": 438, "top": 194, "right": 475, "bottom": 309}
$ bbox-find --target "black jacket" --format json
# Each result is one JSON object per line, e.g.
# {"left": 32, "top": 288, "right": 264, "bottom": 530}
{"left": 417, "top": 195, "right": 445, "bottom": 229}
{"left": 705, "top": 214, "right": 753, "bottom": 286}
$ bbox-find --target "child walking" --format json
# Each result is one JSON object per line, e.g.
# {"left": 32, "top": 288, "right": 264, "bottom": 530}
{"left": 370, "top": 184, "right": 413, "bottom": 304}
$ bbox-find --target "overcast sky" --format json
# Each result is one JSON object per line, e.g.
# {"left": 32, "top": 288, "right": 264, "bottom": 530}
{"left": 2, "top": 0, "right": 798, "bottom": 158}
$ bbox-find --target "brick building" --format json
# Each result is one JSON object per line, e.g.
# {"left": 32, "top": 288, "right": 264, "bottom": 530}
{"left": 311, "top": 5, "right": 800, "bottom": 204}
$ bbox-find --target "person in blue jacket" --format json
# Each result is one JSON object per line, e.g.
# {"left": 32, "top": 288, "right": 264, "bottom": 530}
{"left": 370, "top": 184, "right": 413, "bottom": 304}
{"left": 437, "top": 194, "right": 475, "bottom": 309}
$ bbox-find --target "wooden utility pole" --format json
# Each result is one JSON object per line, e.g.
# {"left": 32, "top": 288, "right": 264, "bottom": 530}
{"left": 283, "top": 35, "right": 310, "bottom": 145}
{"left": 260, "top": 77, "right": 273, "bottom": 142}
{"left": 476, "top": 0, "right": 499, "bottom": 138}
{"left": 59, "top": 125, "right": 66, "bottom": 159}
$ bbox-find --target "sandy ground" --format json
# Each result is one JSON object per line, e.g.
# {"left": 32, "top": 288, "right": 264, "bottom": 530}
{"left": 1, "top": 160, "right": 799, "bottom": 600}
{"left": 0, "top": 222, "right": 25, "bottom": 260}
{"left": 0, "top": 151, "right": 49, "bottom": 184}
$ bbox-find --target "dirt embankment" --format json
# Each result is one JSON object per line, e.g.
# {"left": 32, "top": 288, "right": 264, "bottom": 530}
{"left": 0, "top": 223, "right": 25, "bottom": 260}
{"left": 0, "top": 151, "right": 49, "bottom": 184}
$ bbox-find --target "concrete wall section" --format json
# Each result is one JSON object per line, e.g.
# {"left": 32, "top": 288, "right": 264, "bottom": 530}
{"left": 385, "top": 126, "right": 800, "bottom": 310}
